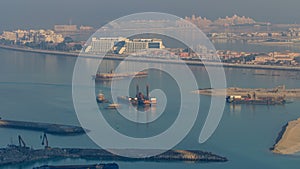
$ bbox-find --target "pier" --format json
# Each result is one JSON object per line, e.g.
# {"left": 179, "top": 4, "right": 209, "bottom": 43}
{"left": 0, "top": 119, "right": 86, "bottom": 135}
{"left": 34, "top": 163, "right": 119, "bottom": 169}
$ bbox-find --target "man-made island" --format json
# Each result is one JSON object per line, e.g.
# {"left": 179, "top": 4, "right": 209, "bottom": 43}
{"left": 1, "top": 44, "right": 300, "bottom": 72}
{"left": 0, "top": 146, "right": 228, "bottom": 166}
{"left": 272, "top": 118, "right": 300, "bottom": 155}
{"left": 196, "top": 86, "right": 300, "bottom": 98}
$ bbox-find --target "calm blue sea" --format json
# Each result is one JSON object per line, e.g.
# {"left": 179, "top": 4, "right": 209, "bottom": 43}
{"left": 0, "top": 44, "right": 300, "bottom": 169}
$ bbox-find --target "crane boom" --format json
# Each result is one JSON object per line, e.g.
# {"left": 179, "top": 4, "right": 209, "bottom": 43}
{"left": 18, "top": 135, "right": 26, "bottom": 147}
{"left": 41, "top": 133, "right": 49, "bottom": 148}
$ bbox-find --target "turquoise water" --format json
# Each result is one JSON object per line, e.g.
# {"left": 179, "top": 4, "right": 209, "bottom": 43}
{"left": 0, "top": 48, "right": 300, "bottom": 168}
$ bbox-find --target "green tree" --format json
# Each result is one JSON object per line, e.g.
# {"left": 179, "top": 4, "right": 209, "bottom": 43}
{"left": 63, "top": 37, "right": 73, "bottom": 43}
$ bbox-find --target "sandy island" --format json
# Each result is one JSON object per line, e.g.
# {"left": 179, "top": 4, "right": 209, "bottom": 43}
{"left": 195, "top": 87, "right": 300, "bottom": 98}
{"left": 272, "top": 118, "right": 300, "bottom": 155}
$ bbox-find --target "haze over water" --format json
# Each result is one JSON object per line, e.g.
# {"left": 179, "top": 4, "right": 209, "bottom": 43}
{"left": 1, "top": 0, "right": 300, "bottom": 168}
{"left": 1, "top": 43, "right": 300, "bottom": 168}
{"left": 1, "top": 0, "right": 300, "bottom": 32}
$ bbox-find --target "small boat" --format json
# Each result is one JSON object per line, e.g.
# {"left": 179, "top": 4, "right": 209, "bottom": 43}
{"left": 106, "top": 104, "right": 121, "bottom": 109}
{"left": 96, "top": 91, "right": 108, "bottom": 103}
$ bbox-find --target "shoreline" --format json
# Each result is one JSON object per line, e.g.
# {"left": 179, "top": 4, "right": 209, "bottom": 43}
{"left": 0, "top": 119, "right": 86, "bottom": 135}
{"left": 1, "top": 44, "right": 300, "bottom": 71}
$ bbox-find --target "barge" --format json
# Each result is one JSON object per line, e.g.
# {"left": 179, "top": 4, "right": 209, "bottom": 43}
{"left": 94, "top": 71, "right": 148, "bottom": 81}
{"left": 117, "top": 84, "right": 157, "bottom": 107}
{"left": 226, "top": 95, "right": 286, "bottom": 105}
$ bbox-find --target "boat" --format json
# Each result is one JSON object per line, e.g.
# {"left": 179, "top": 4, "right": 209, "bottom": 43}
{"left": 94, "top": 71, "right": 148, "bottom": 81}
{"left": 106, "top": 103, "right": 121, "bottom": 109}
{"left": 226, "top": 95, "right": 286, "bottom": 105}
{"left": 96, "top": 91, "right": 108, "bottom": 103}
{"left": 117, "top": 84, "right": 157, "bottom": 107}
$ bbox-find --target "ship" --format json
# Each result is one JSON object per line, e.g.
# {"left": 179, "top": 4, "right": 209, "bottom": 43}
{"left": 94, "top": 71, "right": 148, "bottom": 81}
{"left": 226, "top": 93, "right": 286, "bottom": 105}
{"left": 105, "top": 103, "right": 121, "bottom": 109}
{"left": 117, "top": 84, "right": 157, "bottom": 107}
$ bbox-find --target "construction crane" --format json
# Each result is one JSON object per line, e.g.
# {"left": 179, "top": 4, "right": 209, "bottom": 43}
{"left": 41, "top": 133, "right": 50, "bottom": 149}
{"left": 18, "top": 135, "right": 26, "bottom": 148}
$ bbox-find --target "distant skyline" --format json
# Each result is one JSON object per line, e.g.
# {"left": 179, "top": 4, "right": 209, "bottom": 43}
{"left": 1, "top": 0, "right": 300, "bottom": 31}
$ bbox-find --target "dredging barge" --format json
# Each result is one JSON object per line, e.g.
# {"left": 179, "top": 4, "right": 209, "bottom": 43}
{"left": 117, "top": 84, "right": 157, "bottom": 107}
{"left": 0, "top": 119, "right": 86, "bottom": 135}
{"left": 0, "top": 146, "right": 227, "bottom": 166}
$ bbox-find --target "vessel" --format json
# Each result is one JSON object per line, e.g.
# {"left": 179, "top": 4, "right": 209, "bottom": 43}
{"left": 226, "top": 94, "right": 286, "bottom": 105}
{"left": 96, "top": 91, "right": 108, "bottom": 103}
{"left": 106, "top": 103, "right": 121, "bottom": 109}
{"left": 117, "top": 84, "right": 157, "bottom": 107}
{"left": 94, "top": 71, "right": 148, "bottom": 81}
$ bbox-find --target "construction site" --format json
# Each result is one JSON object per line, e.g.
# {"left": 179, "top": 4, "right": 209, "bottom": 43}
{"left": 196, "top": 85, "right": 300, "bottom": 105}
{"left": 0, "top": 134, "right": 228, "bottom": 166}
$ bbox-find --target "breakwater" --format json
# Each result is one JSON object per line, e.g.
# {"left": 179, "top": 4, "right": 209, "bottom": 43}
{"left": 34, "top": 163, "right": 119, "bottom": 169}
{"left": 0, "top": 119, "right": 86, "bottom": 135}
{"left": 0, "top": 147, "right": 228, "bottom": 166}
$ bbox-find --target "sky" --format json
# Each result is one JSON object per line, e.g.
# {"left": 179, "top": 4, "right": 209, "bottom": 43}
{"left": 0, "top": 0, "right": 300, "bottom": 31}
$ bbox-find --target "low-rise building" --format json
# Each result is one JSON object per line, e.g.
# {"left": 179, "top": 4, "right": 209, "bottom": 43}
{"left": 124, "top": 39, "right": 164, "bottom": 53}
{"left": 86, "top": 37, "right": 165, "bottom": 54}
{"left": 79, "top": 25, "right": 94, "bottom": 31}
{"left": 54, "top": 25, "right": 77, "bottom": 32}
{"left": 1, "top": 29, "right": 64, "bottom": 44}
{"left": 2, "top": 31, "right": 17, "bottom": 41}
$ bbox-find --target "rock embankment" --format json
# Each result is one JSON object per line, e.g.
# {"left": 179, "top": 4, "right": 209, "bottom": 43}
{"left": 0, "top": 147, "right": 227, "bottom": 166}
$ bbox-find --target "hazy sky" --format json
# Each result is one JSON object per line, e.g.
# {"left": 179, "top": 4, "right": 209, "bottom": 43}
{"left": 0, "top": 0, "right": 300, "bottom": 31}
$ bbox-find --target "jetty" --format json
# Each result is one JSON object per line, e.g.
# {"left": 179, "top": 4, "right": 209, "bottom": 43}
{"left": 0, "top": 119, "right": 86, "bottom": 135}
{"left": 0, "top": 147, "right": 227, "bottom": 166}
{"left": 34, "top": 163, "right": 119, "bottom": 169}
{"left": 271, "top": 118, "right": 300, "bottom": 155}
